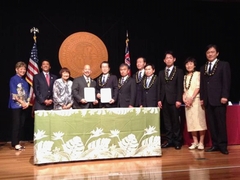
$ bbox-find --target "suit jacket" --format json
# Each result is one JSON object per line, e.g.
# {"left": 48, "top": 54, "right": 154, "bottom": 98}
{"left": 132, "top": 71, "right": 146, "bottom": 107}
{"left": 33, "top": 72, "right": 57, "bottom": 110}
{"left": 141, "top": 75, "right": 159, "bottom": 107}
{"left": 200, "top": 60, "right": 231, "bottom": 106}
{"left": 158, "top": 66, "right": 184, "bottom": 104}
{"left": 117, "top": 76, "right": 136, "bottom": 107}
{"left": 72, "top": 76, "right": 97, "bottom": 109}
{"left": 96, "top": 74, "right": 118, "bottom": 108}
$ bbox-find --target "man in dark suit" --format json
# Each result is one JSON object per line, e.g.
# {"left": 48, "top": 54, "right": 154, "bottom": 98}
{"left": 96, "top": 61, "right": 118, "bottom": 108}
{"left": 200, "top": 44, "right": 231, "bottom": 155}
{"left": 117, "top": 63, "right": 136, "bottom": 107}
{"left": 72, "top": 64, "right": 98, "bottom": 109}
{"left": 33, "top": 59, "right": 57, "bottom": 110}
{"left": 158, "top": 51, "right": 184, "bottom": 150}
{"left": 132, "top": 57, "right": 146, "bottom": 107}
{"left": 141, "top": 63, "right": 158, "bottom": 107}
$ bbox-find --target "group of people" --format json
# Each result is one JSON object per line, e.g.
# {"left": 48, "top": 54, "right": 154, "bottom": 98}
{"left": 158, "top": 44, "right": 231, "bottom": 155}
{"left": 8, "top": 44, "right": 231, "bottom": 155}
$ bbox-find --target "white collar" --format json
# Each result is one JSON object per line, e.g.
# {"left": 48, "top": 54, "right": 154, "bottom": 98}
{"left": 122, "top": 75, "right": 128, "bottom": 81}
{"left": 209, "top": 59, "right": 218, "bottom": 66}
{"left": 147, "top": 75, "right": 154, "bottom": 79}
{"left": 166, "top": 66, "right": 174, "bottom": 71}
{"left": 139, "top": 69, "right": 145, "bottom": 74}
{"left": 102, "top": 73, "right": 109, "bottom": 77}
{"left": 84, "top": 75, "right": 90, "bottom": 80}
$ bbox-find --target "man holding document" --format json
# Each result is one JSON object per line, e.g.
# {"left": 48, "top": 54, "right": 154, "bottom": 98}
{"left": 72, "top": 64, "right": 98, "bottom": 109}
{"left": 96, "top": 61, "right": 118, "bottom": 108}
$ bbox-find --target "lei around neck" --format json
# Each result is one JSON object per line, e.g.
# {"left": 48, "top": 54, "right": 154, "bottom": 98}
{"left": 143, "top": 75, "right": 157, "bottom": 89}
{"left": 165, "top": 66, "right": 176, "bottom": 81}
{"left": 184, "top": 71, "right": 195, "bottom": 90}
{"left": 204, "top": 59, "right": 219, "bottom": 76}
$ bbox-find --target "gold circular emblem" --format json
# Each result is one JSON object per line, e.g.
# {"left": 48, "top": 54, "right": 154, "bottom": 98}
{"left": 59, "top": 32, "right": 108, "bottom": 78}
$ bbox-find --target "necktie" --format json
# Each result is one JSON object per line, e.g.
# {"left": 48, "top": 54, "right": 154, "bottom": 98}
{"left": 121, "top": 77, "right": 124, "bottom": 85}
{"left": 87, "top": 78, "right": 90, "bottom": 87}
{"left": 208, "top": 62, "right": 212, "bottom": 74}
{"left": 46, "top": 73, "right": 50, "bottom": 86}
{"left": 102, "top": 76, "right": 105, "bottom": 84}
{"left": 167, "top": 68, "right": 170, "bottom": 77}
{"left": 146, "top": 77, "right": 150, "bottom": 87}
{"left": 138, "top": 72, "right": 142, "bottom": 80}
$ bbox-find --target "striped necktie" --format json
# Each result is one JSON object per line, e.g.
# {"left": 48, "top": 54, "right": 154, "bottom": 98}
{"left": 87, "top": 78, "right": 90, "bottom": 87}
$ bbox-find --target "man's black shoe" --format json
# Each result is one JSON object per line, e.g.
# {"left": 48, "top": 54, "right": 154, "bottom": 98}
{"left": 205, "top": 146, "right": 219, "bottom": 152}
{"left": 175, "top": 145, "right": 182, "bottom": 150}
{"left": 220, "top": 149, "right": 229, "bottom": 155}
{"left": 161, "top": 142, "right": 172, "bottom": 148}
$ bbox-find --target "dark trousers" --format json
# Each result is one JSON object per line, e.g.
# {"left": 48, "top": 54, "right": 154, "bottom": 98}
{"left": 162, "top": 100, "right": 182, "bottom": 146}
{"left": 99, "top": 103, "right": 116, "bottom": 108}
{"left": 11, "top": 108, "right": 26, "bottom": 147}
{"left": 206, "top": 104, "right": 228, "bottom": 150}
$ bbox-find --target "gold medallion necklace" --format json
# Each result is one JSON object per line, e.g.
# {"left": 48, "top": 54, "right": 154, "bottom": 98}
{"left": 143, "top": 75, "right": 157, "bottom": 89}
{"left": 118, "top": 76, "right": 130, "bottom": 89}
{"left": 204, "top": 59, "right": 219, "bottom": 76}
{"left": 165, "top": 66, "right": 176, "bottom": 81}
{"left": 98, "top": 74, "right": 110, "bottom": 87}
{"left": 135, "top": 71, "right": 143, "bottom": 84}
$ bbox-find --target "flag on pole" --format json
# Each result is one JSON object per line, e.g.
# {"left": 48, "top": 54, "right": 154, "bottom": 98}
{"left": 26, "top": 29, "right": 39, "bottom": 106}
{"left": 124, "top": 30, "right": 131, "bottom": 76}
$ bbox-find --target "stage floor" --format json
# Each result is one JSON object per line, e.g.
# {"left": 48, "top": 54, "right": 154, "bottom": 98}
{"left": 0, "top": 142, "right": 240, "bottom": 179}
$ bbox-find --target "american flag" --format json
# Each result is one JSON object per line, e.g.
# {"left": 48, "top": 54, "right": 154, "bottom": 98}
{"left": 125, "top": 31, "right": 131, "bottom": 76}
{"left": 26, "top": 42, "right": 39, "bottom": 106}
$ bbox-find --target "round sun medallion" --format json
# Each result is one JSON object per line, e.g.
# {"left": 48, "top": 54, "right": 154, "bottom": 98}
{"left": 59, "top": 32, "right": 108, "bottom": 78}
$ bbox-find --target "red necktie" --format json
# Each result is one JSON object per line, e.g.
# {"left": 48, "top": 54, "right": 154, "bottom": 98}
{"left": 46, "top": 73, "right": 50, "bottom": 86}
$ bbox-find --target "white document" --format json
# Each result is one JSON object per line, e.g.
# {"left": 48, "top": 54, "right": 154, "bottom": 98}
{"left": 84, "top": 87, "right": 96, "bottom": 102}
{"left": 100, "top": 88, "right": 112, "bottom": 103}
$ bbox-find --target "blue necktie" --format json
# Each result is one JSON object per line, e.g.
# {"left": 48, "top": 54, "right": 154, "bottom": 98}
{"left": 146, "top": 78, "right": 150, "bottom": 87}
{"left": 138, "top": 72, "right": 142, "bottom": 80}
{"left": 102, "top": 76, "right": 105, "bottom": 84}
{"left": 121, "top": 78, "right": 124, "bottom": 85}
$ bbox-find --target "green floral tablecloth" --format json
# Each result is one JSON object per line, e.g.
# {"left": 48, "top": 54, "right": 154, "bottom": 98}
{"left": 34, "top": 107, "right": 161, "bottom": 164}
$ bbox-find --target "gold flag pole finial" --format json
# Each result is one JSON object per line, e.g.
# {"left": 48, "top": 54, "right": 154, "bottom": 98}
{"left": 126, "top": 30, "right": 129, "bottom": 44}
{"left": 30, "top": 27, "right": 39, "bottom": 43}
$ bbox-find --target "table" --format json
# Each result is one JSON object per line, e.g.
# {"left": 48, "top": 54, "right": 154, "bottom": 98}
{"left": 182, "top": 105, "right": 240, "bottom": 146}
{"left": 34, "top": 108, "right": 161, "bottom": 165}
{"left": 225, "top": 105, "right": 240, "bottom": 145}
